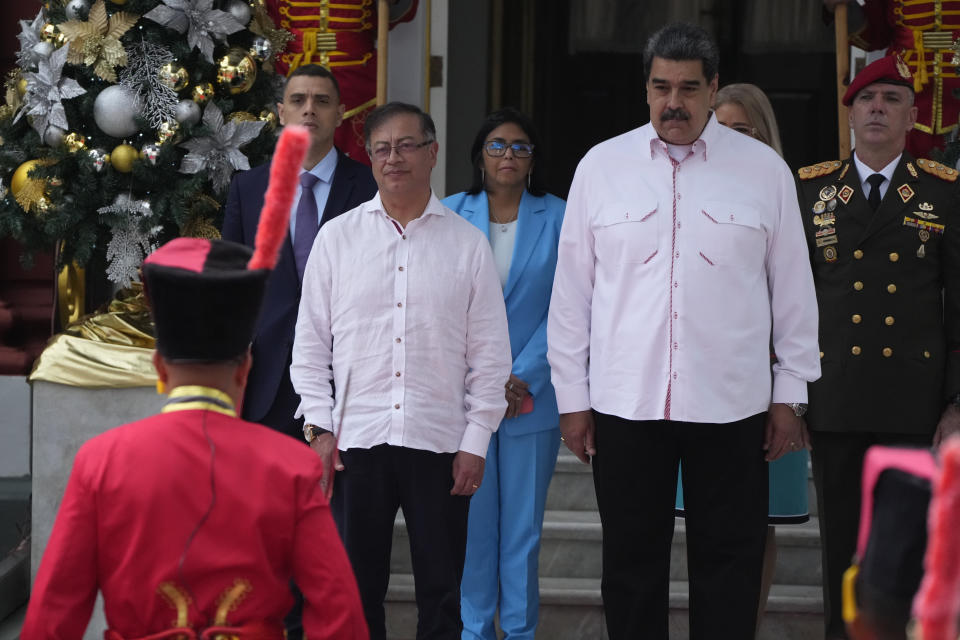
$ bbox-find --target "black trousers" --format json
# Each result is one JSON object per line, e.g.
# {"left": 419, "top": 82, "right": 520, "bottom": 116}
{"left": 809, "top": 430, "right": 931, "bottom": 640}
{"left": 331, "top": 444, "right": 471, "bottom": 640}
{"left": 592, "top": 411, "right": 768, "bottom": 640}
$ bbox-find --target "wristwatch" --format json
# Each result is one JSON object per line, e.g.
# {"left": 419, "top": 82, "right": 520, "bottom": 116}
{"left": 303, "top": 424, "right": 332, "bottom": 443}
{"left": 785, "top": 402, "right": 808, "bottom": 417}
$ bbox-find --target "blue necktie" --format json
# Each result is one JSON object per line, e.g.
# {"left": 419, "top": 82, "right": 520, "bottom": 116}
{"left": 294, "top": 172, "right": 321, "bottom": 280}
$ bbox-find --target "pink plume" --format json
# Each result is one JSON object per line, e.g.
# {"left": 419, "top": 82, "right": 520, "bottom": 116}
{"left": 248, "top": 125, "right": 311, "bottom": 270}
{"left": 914, "top": 437, "right": 960, "bottom": 640}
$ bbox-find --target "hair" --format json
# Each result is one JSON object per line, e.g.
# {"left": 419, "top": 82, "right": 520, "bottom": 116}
{"left": 715, "top": 83, "right": 784, "bottom": 157}
{"left": 643, "top": 22, "right": 719, "bottom": 84}
{"left": 285, "top": 64, "right": 341, "bottom": 101}
{"left": 363, "top": 102, "right": 436, "bottom": 150}
{"left": 466, "top": 107, "right": 546, "bottom": 197}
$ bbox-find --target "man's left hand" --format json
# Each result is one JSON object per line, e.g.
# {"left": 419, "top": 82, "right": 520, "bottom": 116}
{"left": 451, "top": 450, "right": 485, "bottom": 496}
{"left": 933, "top": 404, "right": 960, "bottom": 448}
{"left": 764, "top": 404, "right": 810, "bottom": 462}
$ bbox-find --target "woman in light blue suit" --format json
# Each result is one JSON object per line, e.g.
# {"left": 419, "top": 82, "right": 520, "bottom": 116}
{"left": 443, "top": 108, "right": 565, "bottom": 640}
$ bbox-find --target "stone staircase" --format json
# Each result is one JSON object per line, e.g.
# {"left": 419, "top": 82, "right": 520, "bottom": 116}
{"left": 384, "top": 453, "right": 825, "bottom": 639}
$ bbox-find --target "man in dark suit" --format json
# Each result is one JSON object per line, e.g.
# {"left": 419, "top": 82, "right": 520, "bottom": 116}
{"left": 796, "top": 55, "right": 960, "bottom": 639}
{"left": 222, "top": 64, "right": 377, "bottom": 442}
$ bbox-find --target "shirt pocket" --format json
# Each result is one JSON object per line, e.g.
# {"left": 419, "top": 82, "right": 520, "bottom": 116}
{"left": 595, "top": 199, "right": 659, "bottom": 265}
{"left": 696, "top": 202, "right": 766, "bottom": 269}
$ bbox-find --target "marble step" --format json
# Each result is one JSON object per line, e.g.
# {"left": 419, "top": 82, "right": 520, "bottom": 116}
{"left": 384, "top": 575, "right": 823, "bottom": 640}
{"left": 547, "top": 454, "right": 819, "bottom": 518}
{"left": 390, "top": 511, "right": 823, "bottom": 586}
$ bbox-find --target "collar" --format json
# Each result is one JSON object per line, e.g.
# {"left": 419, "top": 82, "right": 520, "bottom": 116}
{"left": 304, "top": 146, "right": 339, "bottom": 184}
{"left": 643, "top": 112, "right": 716, "bottom": 161}
{"left": 369, "top": 190, "right": 447, "bottom": 220}
{"left": 161, "top": 385, "right": 237, "bottom": 417}
{"left": 852, "top": 151, "right": 902, "bottom": 186}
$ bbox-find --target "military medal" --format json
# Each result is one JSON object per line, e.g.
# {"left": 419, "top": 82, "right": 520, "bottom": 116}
{"left": 838, "top": 185, "right": 854, "bottom": 204}
{"left": 812, "top": 201, "right": 826, "bottom": 214}
{"left": 918, "top": 228, "right": 930, "bottom": 258}
{"left": 819, "top": 185, "right": 837, "bottom": 201}
{"left": 816, "top": 235, "right": 838, "bottom": 247}
{"left": 919, "top": 229, "right": 931, "bottom": 242}
{"left": 915, "top": 202, "right": 938, "bottom": 219}
{"left": 823, "top": 246, "right": 838, "bottom": 262}
{"left": 918, "top": 244, "right": 927, "bottom": 258}
{"left": 813, "top": 212, "right": 835, "bottom": 227}
{"left": 907, "top": 162, "right": 918, "bottom": 178}
{"left": 826, "top": 198, "right": 837, "bottom": 212}
{"left": 898, "top": 184, "right": 915, "bottom": 203}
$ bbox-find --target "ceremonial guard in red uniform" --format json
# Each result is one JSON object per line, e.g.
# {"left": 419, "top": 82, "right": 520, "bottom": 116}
{"left": 266, "top": 0, "right": 417, "bottom": 162}
{"left": 20, "top": 127, "right": 368, "bottom": 640}
{"left": 852, "top": 0, "right": 960, "bottom": 156}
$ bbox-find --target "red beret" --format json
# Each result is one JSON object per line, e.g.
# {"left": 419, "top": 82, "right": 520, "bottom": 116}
{"left": 842, "top": 54, "right": 914, "bottom": 106}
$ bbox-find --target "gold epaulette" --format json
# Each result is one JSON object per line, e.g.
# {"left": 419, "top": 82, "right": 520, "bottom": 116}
{"left": 916, "top": 158, "right": 958, "bottom": 182}
{"left": 798, "top": 160, "right": 843, "bottom": 180}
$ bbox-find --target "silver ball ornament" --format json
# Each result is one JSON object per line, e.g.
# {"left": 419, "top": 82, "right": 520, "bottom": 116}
{"left": 88, "top": 148, "right": 108, "bottom": 172}
{"left": 32, "top": 41, "right": 54, "bottom": 59}
{"left": 249, "top": 36, "right": 272, "bottom": 62}
{"left": 43, "top": 126, "right": 65, "bottom": 147}
{"left": 93, "top": 85, "right": 142, "bottom": 138}
{"left": 174, "top": 99, "right": 201, "bottom": 126}
{"left": 140, "top": 143, "right": 161, "bottom": 166}
{"left": 65, "top": 0, "right": 91, "bottom": 20}
{"left": 225, "top": 0, "right": 252, "bottom": 26}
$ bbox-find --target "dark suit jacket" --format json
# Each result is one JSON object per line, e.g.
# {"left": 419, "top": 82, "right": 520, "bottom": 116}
{"left": 796, "top": 153, "right": 960, "bottom": 435}
{"left": 222, "top": 149, "right": 378, "bottom": 436}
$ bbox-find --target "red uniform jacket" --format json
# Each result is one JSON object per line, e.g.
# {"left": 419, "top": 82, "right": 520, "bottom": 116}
{"left": 21, "top": 405, "right": 367, "bottom": 639}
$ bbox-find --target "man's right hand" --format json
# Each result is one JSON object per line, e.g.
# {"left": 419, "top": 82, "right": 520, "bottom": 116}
{"left": 559, "top": 410, "right": 596, "bottom": 464}
{"left": 309, "top": 433, "right": 343, "bottom": 500}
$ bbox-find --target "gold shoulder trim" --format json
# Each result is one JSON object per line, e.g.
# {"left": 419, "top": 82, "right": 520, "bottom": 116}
{"left": 916, "top": 158, "right": 958, "bottom": 182}
{"left": 798, "top": 160, "right": 843, "bottom": 180}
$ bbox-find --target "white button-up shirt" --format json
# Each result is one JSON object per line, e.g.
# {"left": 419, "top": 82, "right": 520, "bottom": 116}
{"left": 291, "top": 192, "right": 512, "bottom": 456}
{"left": 547, "top": 115, "right": 821, "bottom": 424}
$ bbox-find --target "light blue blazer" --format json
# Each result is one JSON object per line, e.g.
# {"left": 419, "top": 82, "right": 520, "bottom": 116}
{"left": 443, "top": 190, "right": 565, "bottom": 436}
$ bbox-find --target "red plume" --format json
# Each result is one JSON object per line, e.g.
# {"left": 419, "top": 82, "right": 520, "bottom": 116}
{"left": 248, "top": 125, "right": 311, "bottom": 270}
{"left": 914, "top": 437, "right": 960, "bottom": 640}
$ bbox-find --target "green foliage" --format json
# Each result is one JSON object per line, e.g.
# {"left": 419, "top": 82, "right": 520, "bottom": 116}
{"left": 0, "top": 0, "right": 283, "bottom": 269}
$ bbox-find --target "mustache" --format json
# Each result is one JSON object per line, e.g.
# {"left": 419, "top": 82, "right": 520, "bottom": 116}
{"left": 661, "top": 108, "right": 690, "bottom": 122}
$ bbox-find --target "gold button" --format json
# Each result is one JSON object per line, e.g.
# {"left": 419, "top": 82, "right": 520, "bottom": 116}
{"left": 819, "top": 351, "right": 825, "bottom": 359}
{"left": 854, "top": 249, "right": 864, "bottom": 259}
{"left": 889, "top": 252, "right": 899, "bottom": 262}
{"left": 853, "top": 281, "right": 864, "bottom": 291}
{"left": 884, "top": 316, "right": 894, "bottom": 326}
{"left": 924, "top": 350, "right": 931, "bottom": 358}
{"left": 852, "top": 346, "right": 862, "bottom": 355}
{"left": 882, "top": 347, "right": 893, "bottom": 357}
{"left": 887, "top": 283, "right": 897, "bottom": 293}
{"left": 851, "top": 314, "right": 862, "bottom": 324}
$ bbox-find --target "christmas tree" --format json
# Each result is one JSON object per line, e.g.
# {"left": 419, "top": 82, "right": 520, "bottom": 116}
{"left": 0, "top": 0, "right": 293, "bottom": 287}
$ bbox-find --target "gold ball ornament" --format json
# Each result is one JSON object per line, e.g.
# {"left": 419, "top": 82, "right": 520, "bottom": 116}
{"left": 216, "top": 48, "right": 257, "bottom": 94}
{"left": 156, "top": 120, "right": 180, "bottom": 145}
{"left": 64, "top": 132, "right": 87, "bottom": 153}
{"left": 110, "top": 144, "right": 138, "bottom": 173}
{"left": 158, "top": 62, "right": 190, "bottom": 91}
{"left": 191, "top": 82, "right": 215, "bottom": 104}
{"left": 229, "top": 111, "right": 257, "bottom": 123}
{"left": 40, "top": 23, "right": 66, "bottom": 48}
{"left": 11, "top": 159, "right": 45, "bottom": 196}
{"left": 16, "top": 77, "right": 28, "bottom": 97}
{"left": 258, "top": 109, "right": 278, "bottom": 130}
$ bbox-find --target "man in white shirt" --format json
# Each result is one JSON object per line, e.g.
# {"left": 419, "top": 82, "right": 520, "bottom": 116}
{"left": 291, "top": 102, "right": 512, "bottom": 640}
{"left": 546, "top": 23, "right": 821, "bottom": 639}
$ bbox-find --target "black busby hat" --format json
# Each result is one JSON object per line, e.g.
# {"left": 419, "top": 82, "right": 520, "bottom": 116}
{"left": 142, "top": 125, "right": 311, "bottom": 362}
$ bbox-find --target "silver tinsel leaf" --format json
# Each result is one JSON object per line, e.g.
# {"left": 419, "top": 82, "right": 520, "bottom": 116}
{"left": 178, "top": 102, "right": 266, "bottom": 193}
{"left": 17, "top": 46, "right": 86, "bottom": 136}
{"left": 98, "top": 195, "right": 160, "bottom": 287}
{"left": 16, "top": 12, "right": 47, "bottom": 70}
{"left": 144, "top": 0, "right": 244, "bottom": 63}
{"left": 119, "top": 40, "right": 178, "bottom": 128}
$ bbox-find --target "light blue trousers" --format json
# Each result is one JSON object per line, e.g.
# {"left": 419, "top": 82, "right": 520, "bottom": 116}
{"left": 461, "top": 427, "right": 561, "bottom": 640}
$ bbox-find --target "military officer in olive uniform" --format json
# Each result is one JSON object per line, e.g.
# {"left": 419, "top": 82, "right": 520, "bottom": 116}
{"left": 796, "top": 54, "right": 960, "bottom": 639}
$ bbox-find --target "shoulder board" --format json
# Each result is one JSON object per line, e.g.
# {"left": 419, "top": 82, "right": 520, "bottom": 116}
{"left": 916, "top": 158, "right": 958, "bottom": 182}
{"left": 797, "top": 160, "right": 843, "bottom": 180}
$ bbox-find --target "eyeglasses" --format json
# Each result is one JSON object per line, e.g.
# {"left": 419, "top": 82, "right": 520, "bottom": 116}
{"left": 369, "top": 139, "right": 433, "bottom": 161}
{"left": 483, "top": 141, "right": 535, "bottom": 158}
